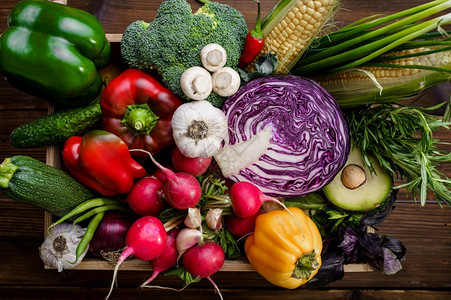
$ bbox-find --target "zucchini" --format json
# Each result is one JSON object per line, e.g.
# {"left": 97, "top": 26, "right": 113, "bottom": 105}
{"left": 0, "top": 155, "right": 94, "bottom": 217}
{"left": 10, "top": 101, "right": 102, "bottom": 149}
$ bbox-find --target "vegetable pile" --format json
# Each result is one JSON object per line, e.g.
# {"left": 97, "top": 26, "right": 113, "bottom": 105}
{"left": 0, "top": 0, "right": 450, "bottom": 297}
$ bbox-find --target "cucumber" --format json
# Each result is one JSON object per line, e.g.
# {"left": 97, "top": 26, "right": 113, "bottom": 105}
{"left": 10, "top": 101, "right": 102, "bottom": 148}
{"left": 0, "top": 155, "right": 94, "bottom": 217}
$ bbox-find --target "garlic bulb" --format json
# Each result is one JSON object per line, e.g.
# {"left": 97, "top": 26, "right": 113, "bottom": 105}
{"left": 172, "top": 100, "right": 228, "bottom": 158}
{"left": 39, "top": 223, "right": 88, "bottom": 272}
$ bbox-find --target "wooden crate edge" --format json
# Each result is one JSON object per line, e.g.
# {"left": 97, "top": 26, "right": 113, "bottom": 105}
{"left": 42, "top": 34, "right": 373, "bottom": 272}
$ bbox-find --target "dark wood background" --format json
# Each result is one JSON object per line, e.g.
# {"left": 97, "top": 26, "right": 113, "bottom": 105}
{"left": 0, "top": 0, "right": 450, "bottom": 299}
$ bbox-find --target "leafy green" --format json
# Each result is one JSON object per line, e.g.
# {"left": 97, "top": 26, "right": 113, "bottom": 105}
{"left": 202, "top": 224, "right": 241, "bottom": 259}
{"left": 305, "top": 191, "right": 404, "bottom": 287}
{"left": 347, "top": 103, "right": 451, "bottom": 206}
{"left": 238, "top": 52, "right": 278, "bottom": 83}
{"left": 284, "top": 193, "right": 328, "bottom": 210}
{"left": 163, "top": 266, "right": 201, "bottom": 286}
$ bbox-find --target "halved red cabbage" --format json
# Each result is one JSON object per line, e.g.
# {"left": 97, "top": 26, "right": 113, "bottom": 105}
{"left": 214, "top": 75, "right": 350, "bottom": 197}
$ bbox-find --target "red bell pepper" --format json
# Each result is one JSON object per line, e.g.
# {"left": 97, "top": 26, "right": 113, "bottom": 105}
{"left": 238, "top": 0, "right": 264, "bottom": 68}
{"left": 100, "top": 68, "right": 184, "bottom": 155}
{"left": 62, "top": 130, "right": 147, "bottom": 196}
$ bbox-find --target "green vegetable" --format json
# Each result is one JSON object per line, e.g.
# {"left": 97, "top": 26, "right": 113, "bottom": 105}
{"left": 283, "top": 193, "right": 328, "bottom": 211}
{"left": 48, "top": 197, "right": 121, "bottom": 232}
{"left": 291, "top": 0, "right": 451, "bottom": 77}
{"left": 347, "top": 103, "right": 451, "bottom": 206}
{"left": 0, "top": 155, "right": 94, "bottom": 217}
{"left": 323, "top": 145, "right": 393, "bottom": 212}
{"left": 202, "top": 224, "right": 241, "bottom": 259}
{"left": 164, "top": 266, "right": 202, "bottom": 286}
{"left": 71, "top": 212, "right": 105, "bottom": 264}
{"left": 10, "top": 101, "right": 102, "bottom": 149}
{"left": 72, "top": 204, "right": 127, "bottom": 225}
{"left": 120, "top": 0, "right": 248, "bottom": 107}
{"left": 0, "top": 0, "right": 110, "bottom": 107}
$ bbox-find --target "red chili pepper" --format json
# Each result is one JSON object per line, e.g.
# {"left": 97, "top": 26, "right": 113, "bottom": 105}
{"left": 238, "top": 0, "right": 264, "bottom": 68}
{"left": 100, "top": 69, "right": 184, "bottom": 155}
{"left": 62, "top": 130, "right": 147, "bottom": 196}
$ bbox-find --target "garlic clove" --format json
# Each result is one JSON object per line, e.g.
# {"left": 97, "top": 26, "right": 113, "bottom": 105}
{"left": 176, "top": 228, "right": 202, "bottom": 260}
{"left": 184, "top": 207, "right": 202, "bottom": 228}
{"left": 206, "top": 208, "right": 223, "bottom": 231}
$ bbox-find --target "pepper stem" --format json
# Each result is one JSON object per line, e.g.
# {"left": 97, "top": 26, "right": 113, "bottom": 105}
{"left": 121, "top": 104, "right": 159, "bottom": 136}
{"left": 251, "top": 0, "right": 264, "bottom": 39}
{"left": 292, "top": 251, "right": 320, "bottom": 279}
{"left": 0, "top": 158, "right": 18, "bottom": 189}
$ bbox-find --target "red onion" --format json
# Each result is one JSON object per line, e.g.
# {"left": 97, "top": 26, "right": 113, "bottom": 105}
{"left": 89, "top": 212, "right": 133, "bottom": 257}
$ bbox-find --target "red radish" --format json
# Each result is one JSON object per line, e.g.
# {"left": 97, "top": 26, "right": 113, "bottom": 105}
{"left": 106, "top": 216, "right": 167, "bottom": 300}
{"left": 140, "top": 227, "right": 180, "bottom": 287}
{"left": 172, "top": 146, "right": 212, "bottom": 177}
{"left": 228, "top": 182, "right": 306, "bottom": 240}
{"left": 130, "top": 149, "right": 201, "bottom": 210}
{"left": 182, "top": 241, "right": 225, "bottom": 300}
{"left": 229, "top": 181, "right": 284, "bottom": 218}
{"left": 224, "top": 210, "right": 261, "bottom": 237}
{"left": 153, "top": 168, "right": 168, "bottom": 182}
{"left": 127, "top": 176, "right": 165, "bottom": 216}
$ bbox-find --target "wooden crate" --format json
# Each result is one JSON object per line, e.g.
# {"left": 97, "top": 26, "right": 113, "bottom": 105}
{"left": 43, "top": 34, "right": 374, "bottom": 273}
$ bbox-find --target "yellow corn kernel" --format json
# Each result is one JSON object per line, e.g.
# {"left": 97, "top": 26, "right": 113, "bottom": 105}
{"left": 246, "top": 0, "right": 339, "bottom": 74}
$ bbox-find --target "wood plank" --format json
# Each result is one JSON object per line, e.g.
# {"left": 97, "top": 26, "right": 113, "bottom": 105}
{"left": 0, "top": 0, "right": 450, "bottom": 297}
{"left": 1, "top": 286, "right": 450, "bottom": 300}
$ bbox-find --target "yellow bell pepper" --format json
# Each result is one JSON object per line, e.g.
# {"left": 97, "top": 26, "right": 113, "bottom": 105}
{"left": 244, "top": 207, "right": 323, "bottom": 289}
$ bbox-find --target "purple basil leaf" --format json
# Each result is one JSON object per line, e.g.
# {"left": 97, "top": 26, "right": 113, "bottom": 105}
{"left": 358, "top": 232, "right": 385, "bottom": 258}
{"left": 381, "top": 247, "right": 403, "bottom": 275}
{"left": 383, "top": 236, "right": 406, "bottom": 260}
{"left": 338, "top": 227, "right": 359, "bottom": 262}
{"left": 367, "top": 255, "right": 385, "bottom": 271}
{"left": 302, "top": 252, "right": 345, "bottom": 289}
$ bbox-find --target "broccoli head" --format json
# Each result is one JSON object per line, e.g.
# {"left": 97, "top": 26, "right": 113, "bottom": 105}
{"left": 120, "top": 0, "right": 248, "bottom": 107}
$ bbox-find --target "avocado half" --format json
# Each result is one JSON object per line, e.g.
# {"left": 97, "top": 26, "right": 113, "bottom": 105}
{"left": 323, "top": 146, "right": 393, "bottom": 212}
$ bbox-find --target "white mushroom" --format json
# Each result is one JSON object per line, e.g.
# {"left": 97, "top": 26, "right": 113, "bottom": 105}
{"left": 200, "top": 44, "right": 227, "bottom": 72}
{"left": 212, "top": 67, "right": 241, "bottom": 97}
{"left": 180, "top": 66, "right": 213, "bottom": 100}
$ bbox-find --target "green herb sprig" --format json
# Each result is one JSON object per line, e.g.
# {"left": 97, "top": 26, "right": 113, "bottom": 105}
{"left": 347, "top": 102, "right": 451, "bottom": 206}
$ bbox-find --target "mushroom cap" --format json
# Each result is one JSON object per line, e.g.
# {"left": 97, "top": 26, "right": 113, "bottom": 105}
{"left": 212, "top": 67, "right": 241, "bottom": 97}
{"left": 201, "top": 44, "right": 227, "bottom": 72}
{"left": 180, "top": 66, "right": 213, "bottom": 100}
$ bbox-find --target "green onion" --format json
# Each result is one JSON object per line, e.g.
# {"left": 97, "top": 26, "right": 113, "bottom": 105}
{"left": 291, "top": 0, "right": 451, "bottom": 77}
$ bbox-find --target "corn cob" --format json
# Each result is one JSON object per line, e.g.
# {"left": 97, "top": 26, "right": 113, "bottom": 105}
{"left": 315, "top": 47, "right": 451, "bottom": 108}
{"left": 246, "top": 0, "right": 339, "bottom": 74}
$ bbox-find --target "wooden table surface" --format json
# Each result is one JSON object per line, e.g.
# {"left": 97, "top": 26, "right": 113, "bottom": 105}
{"left": 1, "top": 0, "right": 450, "bottom": 299}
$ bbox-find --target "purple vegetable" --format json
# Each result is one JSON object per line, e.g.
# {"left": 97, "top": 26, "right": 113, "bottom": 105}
{"left": 89, "top": 212, "right": 133, "bottom": 257}
{"left": 214, "top": 75, "right": 350, "bottom": 197}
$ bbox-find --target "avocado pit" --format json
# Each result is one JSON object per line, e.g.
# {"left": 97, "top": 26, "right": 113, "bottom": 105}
{"left": 341, "top": 164, "right": 366, "bottom": 190}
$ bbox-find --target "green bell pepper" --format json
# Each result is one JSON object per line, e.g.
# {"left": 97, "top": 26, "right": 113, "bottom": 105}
{"left": 0, "top": 0, "right": 110, "bottom": 107}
